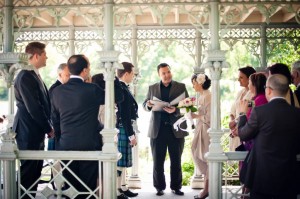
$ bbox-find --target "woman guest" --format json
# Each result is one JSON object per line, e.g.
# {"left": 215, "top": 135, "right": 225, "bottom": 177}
{"left": 238, "top": 72, "right": 268, "bottom": 198}
{"left": 243, "top": 72, "right": 268, "bottom": 149}
{"left": 229, "top": 66, "right": 256, "bottom": 151}
{"left": 191, "top": 74, "right": 211, "bottom": 199}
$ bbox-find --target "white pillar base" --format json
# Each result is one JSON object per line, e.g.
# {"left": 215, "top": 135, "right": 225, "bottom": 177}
{"left": 127, "top": 176, "right": 141, "bottom": 189}
{"left": 190, "top": 175, "right": 204, "bottom": 189}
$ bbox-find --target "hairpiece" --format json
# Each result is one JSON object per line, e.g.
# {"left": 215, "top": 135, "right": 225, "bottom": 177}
{"left": 196, "top": 74, "right": 206, "bottom": 85}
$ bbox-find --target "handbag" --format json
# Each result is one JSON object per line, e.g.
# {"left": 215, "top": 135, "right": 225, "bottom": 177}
{"left": 235, "top": 143, "right": 246, "bottom": 151}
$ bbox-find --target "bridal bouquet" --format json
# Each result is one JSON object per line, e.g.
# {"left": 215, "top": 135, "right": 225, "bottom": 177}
{"left": 175, "top": 97, "right": 197, "bottom": 130}
{"left": 177, "top": 97, "right": 197, "bottom": 114}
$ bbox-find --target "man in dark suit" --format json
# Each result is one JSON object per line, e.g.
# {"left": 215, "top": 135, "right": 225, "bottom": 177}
{"left": 143, "top": 63, "right": 188, "bottom": 196}
{"left": 51, "top": 54, "right": 104, "bottom": 198}
{"left": 48, "top": 63, "right": 70, "bottom": 150}
{"left": 115, "top": 62, "right": 139, "bottom": 199}
{"left": 238, "top": 74, "right": 300, "bottom": 199}
{"left": 291, "top": 60, "right": 300, "bottom": 102}
{"left": 13, "top": 42, "right": 54, "bottom": 198}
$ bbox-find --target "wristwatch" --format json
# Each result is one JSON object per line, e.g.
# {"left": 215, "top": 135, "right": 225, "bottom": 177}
{"left": 239, "top": 112, "right": 246, "bottom": 116}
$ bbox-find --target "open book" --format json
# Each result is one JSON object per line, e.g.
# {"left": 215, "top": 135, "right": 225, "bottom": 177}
{"left": 150, "top": 92, "right": 186, "bottom": 111}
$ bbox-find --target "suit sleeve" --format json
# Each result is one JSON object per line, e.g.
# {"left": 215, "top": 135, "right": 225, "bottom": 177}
{"left": 114, "top": 77, "right": 124, "bottom": 104}
{"left": 143, "top": 85, "right": 152, "bottom": 112}
{"left": 17, "top": 73, "right": 52, "bottom": 134}
{"left": 51, "top": 89, "right": 61, "bottom": 139}
{"left": 238, "top": 108, "right": 259, "bottom": 141}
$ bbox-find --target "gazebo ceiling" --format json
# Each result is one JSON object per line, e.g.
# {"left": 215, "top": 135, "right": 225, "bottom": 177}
{"left": 1, "top": 0, "right": 299, "bottom": 29}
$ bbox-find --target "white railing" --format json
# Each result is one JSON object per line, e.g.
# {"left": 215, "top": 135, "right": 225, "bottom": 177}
{"left": 0, "top": 127, "right": 120, "bottom": 199}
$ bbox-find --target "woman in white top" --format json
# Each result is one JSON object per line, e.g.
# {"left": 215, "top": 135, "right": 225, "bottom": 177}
{"left": 229, "top": 66, "right": 256, "bottom": 151}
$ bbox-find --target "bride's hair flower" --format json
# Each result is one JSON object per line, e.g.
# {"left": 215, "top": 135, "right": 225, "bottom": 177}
{"left": 196, "top": 74, "right": 206, "bottom": 85}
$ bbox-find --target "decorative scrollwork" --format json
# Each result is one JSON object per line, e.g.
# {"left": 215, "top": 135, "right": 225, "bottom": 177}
{"left": 53, "top": 41, "right": 69, "bottom": 57}
{"left": 220, "top": 4, "right": 248, "bottom": 28}
{"left": 180, "top": 4, "right": 209, "bottom": 34}
{"left": 13, "top": 9, "right": 36, "bottom": 31}
{"left": 47, "top": 8, "right": 70, "bottom": 27}
{"left": 74, "top": 7, "right": 104, "bottom": 28}
{"left": 115, "top": 40, "right": 132, "bottom": 61}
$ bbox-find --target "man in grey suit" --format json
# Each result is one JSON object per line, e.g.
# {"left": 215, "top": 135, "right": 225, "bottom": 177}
{"left": 238, "top": 74, "right": 300, "bottom": 199}
{"left": 143, "top": 63, "right": 189, "bottom": 196}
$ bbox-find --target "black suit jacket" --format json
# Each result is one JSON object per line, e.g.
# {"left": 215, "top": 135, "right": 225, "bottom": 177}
{"left": 51, "top": 78, "right": 105, "bottom": 151}
{"left": 143, "top": 80, "right": 189, "bottom": 138}
{"left": 116, "top": 81, "right": 138, "bottom": 137}
{"left": 49, "top": 80, "right": 62, "bottom": 97}
{"left": 238, "top": 98, "right": 300, "bottom": 195}
{"left": 49, "top": 80, "right": 62, "bottom": 140}
{"left": 13, "top": 70, "right": 52, "bottom": 150}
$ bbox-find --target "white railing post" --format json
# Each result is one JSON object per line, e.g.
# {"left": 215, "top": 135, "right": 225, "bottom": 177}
{"left": 0, "top": 127, "right": 18, "bottom": 199}
{"left": 201, "top": 0, "right": 230, "bottom": 198}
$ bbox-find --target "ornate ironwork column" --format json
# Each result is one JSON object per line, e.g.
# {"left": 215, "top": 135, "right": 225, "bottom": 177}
{"left": 69, "top": 25, "right": 75, "bottom": 56}
{"left": 128, "top": 26, "right": 142, "bottom": 188}
{"left": 260, "top": 23, "right": 267, "bottom": 69}
{"left": 191, "top": 30, "right": 205, "bottom": 189}
{"left": 98, "top": 0, "right": 121, "bottom": 198}
{"left": 0, "top": 53, "right": 28, "bottom": 199}
{"left": 203, "top": 1, "right": 228, "bottom": 198}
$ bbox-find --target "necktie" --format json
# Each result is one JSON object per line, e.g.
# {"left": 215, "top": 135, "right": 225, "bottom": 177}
{"left": 37, "top": 73, "right": 47, "bottom": 93}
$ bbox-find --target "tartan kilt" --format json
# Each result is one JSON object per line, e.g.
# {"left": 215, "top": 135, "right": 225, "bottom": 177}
{"left": 117, "top": 127, "right": 132, "bottom": 167}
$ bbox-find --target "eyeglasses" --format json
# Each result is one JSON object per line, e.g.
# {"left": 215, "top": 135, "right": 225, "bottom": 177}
{"left": 264, "top": 85, "right": 273, "bottom": 90}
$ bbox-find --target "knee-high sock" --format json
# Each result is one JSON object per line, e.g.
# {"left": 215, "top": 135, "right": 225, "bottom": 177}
{"left": 117, "top": 167, "right": 123, "bottom": 195}
{"left": 121, "top": 168, "right": 127, "bottom": 191}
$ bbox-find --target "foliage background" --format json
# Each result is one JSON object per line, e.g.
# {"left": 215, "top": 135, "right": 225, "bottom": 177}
{"left": 0, "top": 39, "right": 299, "bottom": 185}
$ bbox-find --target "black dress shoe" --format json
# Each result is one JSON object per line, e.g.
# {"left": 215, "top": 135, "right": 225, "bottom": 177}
{"left": 156, "top": 190, "right": 164, "bottom": 196}
{"left": 117, "top": 193, "right": 130, "bottom": 199}
{"left": 172, "top": 189, "right": 184, "bottom": 196}
{"left": 120, "top": 189, "right": 138, "bottom": 197}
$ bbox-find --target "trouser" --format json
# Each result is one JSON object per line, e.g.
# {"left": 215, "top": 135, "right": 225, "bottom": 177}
{"left": 17, "top": 141, "right": 44, "bottom": 199}
{"left": 62, "top": 160, "right": 98, "bottom": 199}
{"left": 150, "top": 122, "right": 184, "bottom": 191}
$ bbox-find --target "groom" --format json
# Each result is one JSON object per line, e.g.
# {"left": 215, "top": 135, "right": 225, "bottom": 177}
{"left": 143, "top": 63, "right": 188, "bottom": 196}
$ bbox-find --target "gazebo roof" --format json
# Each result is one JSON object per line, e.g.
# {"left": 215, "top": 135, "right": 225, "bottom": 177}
{"left": 1, "top": 0, "right": 299, "bottom": 29}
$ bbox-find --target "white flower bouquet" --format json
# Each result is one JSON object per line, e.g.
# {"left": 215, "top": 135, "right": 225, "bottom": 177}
{"left": 177, "top": 97, "right": 197, "bottom": 114}
{"left": 176, "top": 97, "right": 197, "bottom": 129}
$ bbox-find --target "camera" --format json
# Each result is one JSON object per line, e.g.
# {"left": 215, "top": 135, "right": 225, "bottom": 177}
{"left": 248, "top": 101, "right": 253, "bottom": 107}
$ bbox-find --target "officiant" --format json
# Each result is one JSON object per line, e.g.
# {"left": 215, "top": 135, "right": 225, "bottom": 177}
{"left": 143, "top": 63, "right": 189, "bottom": 196}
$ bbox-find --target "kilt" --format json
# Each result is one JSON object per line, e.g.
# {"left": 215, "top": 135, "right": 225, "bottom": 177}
{"left": 117, "top": 127, "right": 132, "bottom": 167}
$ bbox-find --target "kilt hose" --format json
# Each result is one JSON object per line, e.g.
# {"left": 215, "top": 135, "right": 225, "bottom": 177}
{"left": 117, "top": 127, "right": 132, "bottom": 167}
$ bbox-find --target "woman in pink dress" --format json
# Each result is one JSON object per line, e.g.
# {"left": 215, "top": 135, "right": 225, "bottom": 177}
{"left": 238, "top": 72, "right": 268, "bottom": 198}
{"left": 243, "top": 72, "right": 268, "bottom": 150}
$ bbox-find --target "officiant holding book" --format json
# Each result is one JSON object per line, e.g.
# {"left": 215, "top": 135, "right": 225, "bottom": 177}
{"left": 143, "top": 63, "right": 189, "bottom": 196}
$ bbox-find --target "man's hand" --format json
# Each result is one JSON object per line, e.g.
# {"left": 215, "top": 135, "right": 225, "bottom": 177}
{"left": 130, "top": 138, "right": 137, "bottom": 146}
{"left": 163, "top": 106, "right": 176, "bottom": 113}
{"left": 146, "top": 100, "right": 154, "bottom": 108}
{"left": 47, "top": 128, "right": 55, "bottom": 138}
{"left": 0, "top": 115, "right": 6, "bottom": 123}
